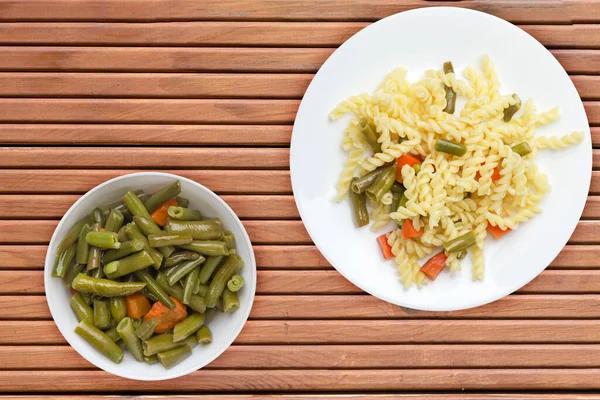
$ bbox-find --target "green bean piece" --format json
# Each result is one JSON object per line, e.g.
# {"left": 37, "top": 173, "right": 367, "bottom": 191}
{"left": 86, "top": 231, "right": 121, "bottom": 250}
{"left": 350, "top": 177, "right": 369, "bottom": 227}
{"left": 109, "top": 296, "right": 127, "bottom": 323}
{"left": 143, "top": 333, "right": 180, "bottom": 356}
{"left": 135, "top": 317, "right": 158, "bottom": 341}
{"left": 434, "top": 138, "right": 467, "bottom": 157}
{"left": 511, "top": 141, "right": 532, "bottom": 157}
{"left": 104, "top": 250, "right": 154, "bottom": 279}
{"left": 53, "top": 243, "right": 76, "bottom": 278}
{"left": 165, "top": 257, "right": 205, "bottom": 286}
{"left": 442, "top": 61, "right": 456, "bottom": 114}
{"left": 75, "top": 319, "right": 124, "bottom": 364}
{"left": 366, "top": 165, "right": 397, "bottom": 204}
{"left": 90, "top": 265, "right": 105, "bottom": 279}
{"left": 87, "top": 223, "right": 102, "bottom": 271}
{"left": 173, "top": 313, "right": 205, "bottom": 342}
{"left": 117, "top": 226, "right": 129, "bottom": 243}
{"left": 157, "top": 344, "right": 192, "bottom": 369}
{"left": 124, "top": 223, "right": 163, "bottom": 269}
{"left": 443, "top": 231, "right": 477, "bottom": 253}
{"left": 350, "top": 167, "right": 386, "bottom": 194}
{"left": 503, "top": 93, "right": 522, "bottom": 122}
{"left": 72, "top": 273, "right": 146, "bottom": 297}
{"left": 358, "top": 117, "right": 382, "bottom": 153}
{"left": 134, "top": 269, "right": 176, "bottom": 310}
{"left": 198, "top": 256, "right": 223, "bottom": 284}
{"left": 413, "top": 164, "right": 422, "bottom": 174}
{"left": 227, "top": 274, "right": 245, "bottom": 292}
{"left": 80, "top": 292, "right": 93, "bottom": 305}
{"left": 167, "top": 206, "right": 203, "bottom": 221}
{"left": 390, "top": 192, "right": 402, "bottom": 213}
{"left": 102, "top": 240, "right": 145, "bottom": 265}
{"left": 64, "top": 262, "right": 85, "bottom": 286}
{"left": 104, "top": 209, "right": 124, "bottom": 233}
{"left": 205, "top": 254, "right": 244, "bottom": 308}
{"left": 179, "top": 241, "right": 229, "bottom": 257}
{"left": 90, "top": 207, "right": 105, "bottom": 228}
{"left": 148, "top": 233, "right": 193, "bottom": 247}
{"left": 223, "top": 231, "right": 236, "bottom": 250}
{"left": 70, "top": 293, "right": 94, "bottom": 322}
{"left": 144, "top": 354, "right": 159, "bottom": 364}
{"left": 144, "top": 180, "right": 182, "bottom": 213}
{"left": 93, "top": 300, "right": 111, "bottom": 330}
{"left": 55, "top": 216, "right": 93, "bottom": 268}
{"left": 140, "top": 287, "right": 160, "bottom": 303}
{"left": 175, "top": 196, "right": 189, "bottom": 208}
{"left": 131, "top": 318, "right": 142, "bottom": 330}
{"left": 182, "top": 266, "right": 200, "bottom": 305}
{"left": 222, "top": 288, "right": 240, "bottom": 312}
{"left": 196, "top": 326, "right": 212, "bottom": 344}
{"left": 133, "top": 216, "right": 175, "bottom": 258}
{"left": 390, "top": 182, "right": 406, "bottom": 195}
{"left": 104, "top": 326, "right": 121, "bottom": 343}
{"left": 156, "top": 273, "right": 206, "bottom": 314}
{"left": 397, "top": 194, "right": 408, "bottom": 211}
{"left": 104, "top": 190, "right": 145, "bottom": 221}
{"left": 457, "top": 250, "right": 468, "bottom": 260}
{"left": 165, "top": 251, "right": 200, "bottom": 268}
{"left": 123, "top": 190, "right": 153, "bottom": 221}
{"left": 76, "top": 224, "right": 91, "bottom": 265}
{"left": 116, "top": 317, "right": 144, "bottom": 362}
{"left": 165, "top": 219, "right": 223, "bottom": 241}
{"left": 195, "top": 283, "right": 208, "bottom": 297}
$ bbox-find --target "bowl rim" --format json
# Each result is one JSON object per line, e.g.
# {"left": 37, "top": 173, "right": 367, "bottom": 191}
{"left": 44, "top": 171, "right": 257, "bottom": 380}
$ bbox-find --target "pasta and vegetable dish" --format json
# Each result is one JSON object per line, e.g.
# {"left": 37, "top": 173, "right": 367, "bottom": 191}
{"left": 330, "top": 56, "right": 583, "bottom": 288}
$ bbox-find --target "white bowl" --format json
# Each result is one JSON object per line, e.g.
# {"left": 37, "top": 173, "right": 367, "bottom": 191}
{"left": 44, "top": 172, "right": 256, "bottom": 380}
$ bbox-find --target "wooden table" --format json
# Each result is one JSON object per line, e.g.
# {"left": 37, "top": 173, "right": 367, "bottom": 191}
{"left": 0, "top": 1, "right": 599, "bottom": 398}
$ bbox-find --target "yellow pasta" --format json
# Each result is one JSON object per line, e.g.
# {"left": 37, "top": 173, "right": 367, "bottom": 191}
{"left": 331, "top": 55, "right": 584, "bottom": 288}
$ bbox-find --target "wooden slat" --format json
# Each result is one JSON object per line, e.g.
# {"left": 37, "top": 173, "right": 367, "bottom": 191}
{"left": 0, "top": 194, "right": 299, "bottom": 219}
{"left": 2, "top": 168, "right": 600, "bottom": 194}
{"left": 7, "top": 294, "right": 600, "bottom": 320}
{"left": 0, "top": 244, "right": 597, "bottom": 270}
{"left": 0, "top": 170, "right": 292, "bottom": 194}
{"left": 5, "top": 320, "right": 600, "bottom": 345}
{"left": 4, "top": 369, "right": 600, "bottom": 391}
{"left": 0, "top": 74, "right": 597, "bottom": 100}
{"left": 0, "top": 0, "right": 598, "bottom": 22}
{"left": 4, "top": 270, "right": 600, "bottom": 295}
{"left": 0, "top": 73, "right": 313, "bottom": 99}
{"left": 3, "top": 219, "right": 600, "bottom": 245}
{"left": 0, "top": 99, "right": 299, "bottom": 123}
{"left": 5, "top": 344, "right": 600, "bottom": 370}
{"left": 0, "top": 48, "right": 596, "bottom": 74}
{"left": 0, "top": 146, "right": 597, "bottom": 169}
{"left": 5, "top": 397, "right": 600, "bottom": 400}
{"left": 1, "top": 23, "right": 599, "bottom": 48}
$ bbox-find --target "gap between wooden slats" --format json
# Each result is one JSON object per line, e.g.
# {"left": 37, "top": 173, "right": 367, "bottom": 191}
{"left": 0, "top": 244, "right": 596, "bottom": 269}
{"left": 0, "top": 0, "right": 598, "bottom": 22}
{"left": 0, "top": 219, "right": 599, "bottom": 245}
{"left": 0, "top": 23, "right": 599, "bottom": 48}
{"left": 6, "top": 320, "right": 600, "bottom": 344}
{"left": 5, "top": 369, "right": 600, "bottom": 391}
{"left": 5, "top": 294, "right": 600, "bottom": 320}
{"left": 0, "top": 74, "right": 597, "bottom": 100}
{"left": 2, "top": 270, "right": 600, "bottom": 295}
{"left": 5, "top": 344, "right": 600, "bottom": 369}
{"left": 0, "top": 48, "right": 596, "bottom": 73}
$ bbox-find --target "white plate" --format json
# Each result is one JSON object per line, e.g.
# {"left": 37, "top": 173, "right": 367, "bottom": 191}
{"left": 44, "top": 172, "right": 256, "bottom": 380}
{"left": 290, "top": 7, "right": 591, "bottom": 311}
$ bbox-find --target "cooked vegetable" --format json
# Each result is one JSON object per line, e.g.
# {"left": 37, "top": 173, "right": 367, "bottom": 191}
{"left": 104, "top": 250, "right": 154, "bottom": 279}
{"left": 124, "top": 223, "right": 163, "bottom": 269}
{"left": 165, "top": 219, "right": 223, "bottom": 241}
{"left": 86, "top": 231, "right": 121, "bottom": 250}
{"left": 173, "top": 313, "right": 205, "bottom": 342}
{"left": 396, "top": 155, "right": 421, "bottom": 183}
{"left": 351, "top": 167, "right": 386, "bottom": 194}
{"left": 420, "top": 252, "right": 449, "bottom": 280}
{"left": 75, "top": 319, "right": 123, "bottom": 364}
{"left": 222, "top": 288, "right": 239, "bottom": 312}
{"left": 144, "top": 180, "right": 181, "bottom": 213}
{"left": 366, "top": 164, "right": 397, "bottom": 203}
{"left": 93, "top": 300, "right": 111, "bottom": 330}
{"left": 376, "top": 233, "right": 394, "bottom": 260}
{"left": 151, "top": 198, "right": 178, "bottom": 227}
{"left": 104, "top": 209, "right": 125, "bottom": 233}
{"left": 109, "top": 296, "right": 127, "bottom": 323}
{"left": 442, "top": 61, "right": 456, "bottom": 114}
{"left": 350, "top": 177, "right": 369, "bottom": 227}
{"left": 148, "top": 233, "right": 193, "bottom": 247}
{"left": 196, "top": 326, "right": 212, "bottom": 344}
{"left": 135, "top": 317, "right": 158, "bottom": 341}
{"left": 144, "top": 296, "right": 187, "bottom": 334}
{"left": 76, "top": 224, "right": 91, "bottom": 265}
{"left": 126, "top": 293, "right": 151, "bottom": 319}
{"left": 157, "top": 344, "right": 192, "bottom": 369}
{"left": 198, "top": 256, "right": 223, "bottom": 284}
{"left": 53, "top": 243, "right": 76, "bottom": 278}
{"left": 182, "top": 266, "right": 200, "bottom": 305}
{"left": 443, "top": 231, "right": 476, "bottom": 253}
{"left": 134, "top": 270, "right": 176, "bottom": 310}
{"left": 168, "top": 206, "right": 202, "bottom": 221}
{"left": 503, "top": 93, "right": 521, "bottom": 122}
{"left": 102, "top": 239, "right": 144, "bottom": 264}
{"left": 86, "top": 223, "right": 103, "bottom": 271}
{"left": 434, "top": 138, "right": 467, "bottom": 157}
{"left": 132, "top": 216, "right": 174, "bottom": 258}
{"left": 402, "top": 219, "right": 423, "bottom": 239}
{"left": 72, "top": 273, "right": 146, "bottom": 297}
{"left": 205, "top": 254, "right": 244, "bottom": 308}
{"left": 165, "top": 251, "right": 201, "bottom": 268}
{"left": 227, "top": 274, "right": 245, "bottom": 292}
{"left": 70, "top": 293, "right": 93, "bottom": 322}
{"left": 511, "top": 141, "right": 532, "bottom": 157}
{"left": 156, "top": 273, "right": 206, "bottom": 314}
{"left": 117, "top": 317, "right": 144, "bottom": 362}
{"left": 358, "top": 117, "right": 382, "bottom": 153}
{"left": 178, "top": 241, "right": 229, "bottom": 257}
{"left": 165, "top": 257, "right": 205, "bottom": 286}
{"left": 488, "top": 223, "right": 511, "bottom": 239}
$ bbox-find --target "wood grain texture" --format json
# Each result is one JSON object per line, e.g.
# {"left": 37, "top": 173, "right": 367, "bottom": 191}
{"left": 4, "top": 369, "right": 600, "bottom": 391}
{"left": 0, "top": 0, "right": 598, "bottom": 22}
{"left": 5, "top": 294, "right": 600, "bottom": 320}
{"left": 5, "top": 320, "right": 600, "bottom": 345}
{"left": 0, "top": 47, "right": 596, "bottom": 73}
{"left": 1, "top": 22, "right": 599, "bottom": 47}
{"left": 6, "top": 397, "right": 600, "bottom": 400}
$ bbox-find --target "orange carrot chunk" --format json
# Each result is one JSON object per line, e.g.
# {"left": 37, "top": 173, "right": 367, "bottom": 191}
{"left": 125, "top": 293, "right": 151, "bottom": 319}
{"left": 144, "top": 296, "right": 187, "bottom": 333}
{"left": 420, "top": 252, "right": 449, "bottom": 280}
{"left": 402, "top": 219, "right": 423, "bottom": 239}
{"left": 476, "top": 165, "right": 502, "bottom": 182}
{"left": 488, "top": 223, "right": 511, "bottom": 239}
{"left": 151, "top": 198, "right": 178, "bottom": 226}
{"left": 377, "top": 233, "right": 394, "bottom": 260}
{"left": 396, "top": 155, "right": 421, "bottom": 183}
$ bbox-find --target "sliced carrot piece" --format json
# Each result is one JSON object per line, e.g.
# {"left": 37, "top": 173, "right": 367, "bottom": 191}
{"left": 402, "top": 219, "right": 423, "bottom": 239}
{"left": 144, "top": 296, "right": 187, "bottom": 333}
{"left": 488, "top": 223, "right": 511, "bottom": 239}
{"left": 420, "top": 252, "right": 449, "bottom": 280}
{"left": 151, "top": 198, "right": 178, "bottom": 226}
{"left": 377, "top": 233, "right": 394, "bottom": 260}
{"left": 125, "top": 293, "right": 151, "bottom": 319}
{"left": 396, "top": 154, "right": 421, "bottom": 183}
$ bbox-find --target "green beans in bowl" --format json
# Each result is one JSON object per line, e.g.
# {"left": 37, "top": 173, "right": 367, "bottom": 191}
{"left": 44, "top": 172, "right": 256, "bottom": 380}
